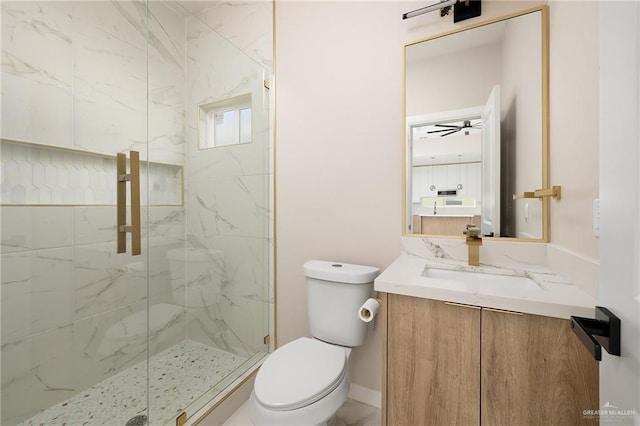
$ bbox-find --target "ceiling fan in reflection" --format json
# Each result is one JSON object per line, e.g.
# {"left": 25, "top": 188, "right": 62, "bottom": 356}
{"left": 427, "top": 119, "right": 482, "bottom": 137}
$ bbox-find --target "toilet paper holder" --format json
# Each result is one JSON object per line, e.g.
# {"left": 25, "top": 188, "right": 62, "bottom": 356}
{"left": 570, "top": 306, "right": 621, "bottom": 361}
{"left": 358, "top": 298, "right": 382, "bottom": 323}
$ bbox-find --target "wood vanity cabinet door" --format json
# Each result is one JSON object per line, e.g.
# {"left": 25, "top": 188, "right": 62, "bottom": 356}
{"left": 419, "top": 215, "right": 482, "bottom": 235}
{"left": 481, "top": 309, "right": 599, "bottom": 425}
{"left": 387, "top": 295, "right": 481, "bottom": 426}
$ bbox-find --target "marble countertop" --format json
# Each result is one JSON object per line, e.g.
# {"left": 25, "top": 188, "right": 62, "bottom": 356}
{"left": 374, "top": 254, "right": 596, "bottom": 319}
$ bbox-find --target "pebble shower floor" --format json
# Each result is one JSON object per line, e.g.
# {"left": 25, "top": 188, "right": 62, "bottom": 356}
{"left": 18, "top": 340, "right": 248, "bottom": 426}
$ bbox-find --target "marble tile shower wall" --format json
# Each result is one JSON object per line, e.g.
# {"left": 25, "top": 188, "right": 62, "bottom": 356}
{"left": 193, "top": 1, "right": 273, "bottom": 71}
{"left": 1, "top": 1, "right": 273, "bottom": 423}
{"left": 1, "top": 2, "right": 187, "bottom": 424}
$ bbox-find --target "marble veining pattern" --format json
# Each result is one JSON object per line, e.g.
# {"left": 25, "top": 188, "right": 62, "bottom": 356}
{"left": 401, "top": 235, "right": 548, "bottom": 269}
{"left": 1, "top": 247, "right": 74, "bottom": 343}
{"left": 18, "top": 340, "right": 249, "bottom": 426}
{"left": 406, "top": 239, "right": 572, "bottom": 289}
{"left": 1, "top": 206, "right": 73, "bottom": 253}
{"left": 382, "top": 239, "right": 596, "bottom": 318}
{"left": 404, "top": 237, "right": 575, "bottom": 288}
{"left": 1, "top": 2, "right": 74, "bottom": 146}
{"left": 193, "top": 1, "right": 273, "bottom": 71}
{"left": 187, "top": 292, "right": 268, "bottom": 357}
{"left": 1, "top": 2, "right": 73, "bottom": 88}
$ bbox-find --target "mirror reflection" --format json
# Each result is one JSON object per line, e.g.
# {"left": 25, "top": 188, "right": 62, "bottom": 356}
{"left": 405, "top": 8, "right": 546, "bottom": 239}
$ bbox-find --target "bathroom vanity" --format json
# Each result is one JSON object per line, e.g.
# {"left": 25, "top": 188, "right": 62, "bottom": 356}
{"left": 375, "top": 254, "right": 599, "bottom": 425}
{"left": 392, "top": 3, "right": 601, "bottom": 422}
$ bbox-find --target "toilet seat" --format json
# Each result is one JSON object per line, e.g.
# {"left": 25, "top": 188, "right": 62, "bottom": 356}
{"left": 254, "top": 337, "right": 347, "bottom": 411}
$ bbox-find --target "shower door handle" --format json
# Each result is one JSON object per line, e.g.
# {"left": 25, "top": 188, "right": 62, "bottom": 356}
{"left": 130, "top": 151, "right": 141, "bottom": 255}
{"left": 117, "top": 151, "right": 141, "bottom": 256}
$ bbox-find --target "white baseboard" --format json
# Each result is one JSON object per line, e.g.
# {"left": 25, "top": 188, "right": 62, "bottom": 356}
{"left": 348, "top": 384, "right": 382, "bottom": 409}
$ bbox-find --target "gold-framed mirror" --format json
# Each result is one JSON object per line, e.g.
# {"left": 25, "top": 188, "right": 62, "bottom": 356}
{"left": 403, "top": 6, "right": 549, "bottom": 241}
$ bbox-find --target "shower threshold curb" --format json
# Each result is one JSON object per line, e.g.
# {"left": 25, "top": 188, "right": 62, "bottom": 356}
{"left": 184, "top": 352, "right": 267, "bottom": 426}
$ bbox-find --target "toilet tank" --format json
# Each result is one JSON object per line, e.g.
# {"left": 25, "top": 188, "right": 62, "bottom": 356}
{"left": 304, "top": 261, "right": 380, "bottom": 347}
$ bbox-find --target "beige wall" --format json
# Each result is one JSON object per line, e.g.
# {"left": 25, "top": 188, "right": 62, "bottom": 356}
{"left": 275, "top": 0, "right": 598, "bottom": 392}
{"left": 548, "top": 1, "right": 599, "bottom": 259}
{"left": 501, "top": 11, "right": 543, "bottom": 238}
{"left": 406, "top": 42, "right": 503, "bottom": 116}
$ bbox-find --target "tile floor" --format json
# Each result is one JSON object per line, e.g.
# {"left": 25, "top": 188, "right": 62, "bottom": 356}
{"left": 224, "top": 398, "right": 381, "bottom": 426}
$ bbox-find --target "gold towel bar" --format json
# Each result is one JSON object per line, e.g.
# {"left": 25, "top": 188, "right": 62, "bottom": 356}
{"left": 513, "top": 185, "right": 561, "bottom": 200}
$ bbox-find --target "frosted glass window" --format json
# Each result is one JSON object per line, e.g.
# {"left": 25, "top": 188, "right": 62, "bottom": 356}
{"left": 198, "top": 94, "right": 252, "bottom": 149}
{"left": 214, "top": 110, "right": 236, "bottom": 147}
{"left": 239, "top": 108, "right": 252, "bottom": 143}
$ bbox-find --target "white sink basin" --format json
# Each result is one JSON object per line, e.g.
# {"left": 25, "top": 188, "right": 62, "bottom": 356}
{"left": 421, "top": 267, "right": 544, "bottom": 293}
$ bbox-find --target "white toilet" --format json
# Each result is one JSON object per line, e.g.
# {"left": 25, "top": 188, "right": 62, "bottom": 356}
{"left": 248, "top": 260, "right": 380, "bottom": 426}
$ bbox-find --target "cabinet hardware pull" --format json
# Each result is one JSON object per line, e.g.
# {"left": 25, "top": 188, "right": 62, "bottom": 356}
{"left": 444, "top": 301, "right": 481, "bottom": 310}
{"left": 483, "top": 307, "right": 524, "bottom": 316}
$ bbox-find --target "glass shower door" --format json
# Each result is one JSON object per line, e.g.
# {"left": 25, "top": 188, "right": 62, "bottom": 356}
{"left": 145, "top": 2, "right": 272, "bottom": 421}
{"left": 2, "top": 0, "right": 273, "bottom": 424}
{"left": 1, "top": 1, "right": 151, "bottom": 425}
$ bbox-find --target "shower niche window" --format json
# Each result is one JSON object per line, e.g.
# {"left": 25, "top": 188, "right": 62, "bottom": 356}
{"left": 198, "top": 94, "right": 252, "bottom": 149}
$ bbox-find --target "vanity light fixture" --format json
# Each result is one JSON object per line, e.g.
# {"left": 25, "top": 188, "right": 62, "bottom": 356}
{"left": 403, "top": 0, "right": 481, "bottom": 22}
{"left": 402, "top": 0, "right": 458, "bottom": 20}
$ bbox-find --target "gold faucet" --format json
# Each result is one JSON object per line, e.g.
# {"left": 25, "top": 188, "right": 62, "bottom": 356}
{"left": 463, "top": 224, "right": 482, "bottom": 266}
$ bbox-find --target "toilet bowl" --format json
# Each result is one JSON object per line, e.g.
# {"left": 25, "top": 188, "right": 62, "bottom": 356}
{"left": 249, "top": 261, "right": 379, "bottom": 426}
{"left": 249, "top": 337, "right": 352, "bottom": 426}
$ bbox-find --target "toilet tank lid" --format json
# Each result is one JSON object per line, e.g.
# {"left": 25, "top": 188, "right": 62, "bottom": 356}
{"left": 303, "top": 260, "right": 380, "bottom": 284}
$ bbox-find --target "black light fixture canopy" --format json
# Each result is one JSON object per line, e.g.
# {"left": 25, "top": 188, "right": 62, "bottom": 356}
{"left": 454, "top": 0, "right": 482, "bottom": 23}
